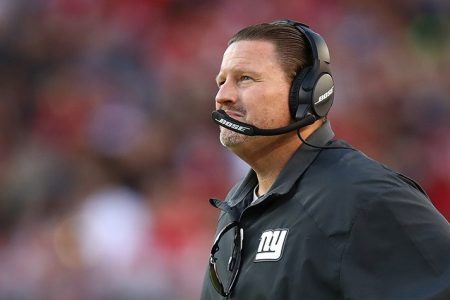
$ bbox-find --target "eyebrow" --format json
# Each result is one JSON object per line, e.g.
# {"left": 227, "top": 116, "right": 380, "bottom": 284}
{"left": 215, "top": 73, "right": 222, "bottom": 84}
{"left": 215, "top": 69, "right": 260, "bottom": 84}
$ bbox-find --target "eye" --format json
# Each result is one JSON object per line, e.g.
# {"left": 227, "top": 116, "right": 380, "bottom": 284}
{"left": 216, "top": 79, "right": 225, "bottom": 88}
{"left": 240, "top": 75, "right": 253, "bottom": 82}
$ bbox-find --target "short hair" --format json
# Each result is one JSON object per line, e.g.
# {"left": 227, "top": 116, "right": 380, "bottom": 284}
{"left": 228, "top": 23, "right": 312, "bottom": 81}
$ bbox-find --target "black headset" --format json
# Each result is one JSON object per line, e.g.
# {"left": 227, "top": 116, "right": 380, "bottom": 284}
{"left": 211, "top": 20, "right": 338, "bottom": 138}
{"left": 271, "top": 20, "right": 335, "bottom": 121}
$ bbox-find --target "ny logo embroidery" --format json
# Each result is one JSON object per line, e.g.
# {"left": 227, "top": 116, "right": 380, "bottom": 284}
{"left": 254, "top": 229, "right": 289, "bottom": 261}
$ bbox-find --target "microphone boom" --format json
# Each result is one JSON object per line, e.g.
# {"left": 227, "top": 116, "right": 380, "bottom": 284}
{"left": 212, "top": 110, "right": 316, "bottom": 136}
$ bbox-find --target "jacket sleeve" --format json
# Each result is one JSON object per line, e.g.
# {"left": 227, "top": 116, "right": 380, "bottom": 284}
{"left": 340, "top": 181, "right": 450, "bottom": 300}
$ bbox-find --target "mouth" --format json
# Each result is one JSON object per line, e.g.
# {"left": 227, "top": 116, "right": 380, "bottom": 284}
{"left": 223, "top": 110, "right": 244, "bottom": 119}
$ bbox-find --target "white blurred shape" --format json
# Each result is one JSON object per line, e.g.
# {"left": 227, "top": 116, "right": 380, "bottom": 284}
{"left": 77, "top": 186, "right": 150, "bottom": 271}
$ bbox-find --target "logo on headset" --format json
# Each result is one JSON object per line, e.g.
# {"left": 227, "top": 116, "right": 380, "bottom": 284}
{"left": 315, "top": 86, "right": 334, "bottom": 105}
{"left": 216, "top": 118, "right": 251, "bottom": 133}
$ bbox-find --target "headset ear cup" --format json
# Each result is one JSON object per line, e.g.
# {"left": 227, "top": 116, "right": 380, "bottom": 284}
{"left": 288, "top": 67, "right": 310, "bottom": 119}
{"left": 311, "top": 73, "right": 334, "bottom": 117}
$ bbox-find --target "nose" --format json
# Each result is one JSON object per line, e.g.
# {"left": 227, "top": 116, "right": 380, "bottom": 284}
{"left": 215, "top": 80, "right": 238, "bottom": 107}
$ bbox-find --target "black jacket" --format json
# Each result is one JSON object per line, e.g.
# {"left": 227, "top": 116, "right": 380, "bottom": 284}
{"left": 201, "top": 122, "right": 450, "bottom": 300}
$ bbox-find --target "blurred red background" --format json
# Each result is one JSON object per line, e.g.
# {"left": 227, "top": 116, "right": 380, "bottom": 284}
{"left": 0, "top": 0, "right": 448, "bottom": 299}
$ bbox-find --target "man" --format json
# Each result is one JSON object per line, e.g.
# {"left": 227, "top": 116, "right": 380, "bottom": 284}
{"left": 201, "top": 20, "right": 450, "bottom": 299}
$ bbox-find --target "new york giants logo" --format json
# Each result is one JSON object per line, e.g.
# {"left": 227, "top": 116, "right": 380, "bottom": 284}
{"left": 254, "top": 229, "right": 289, "bottom": 262}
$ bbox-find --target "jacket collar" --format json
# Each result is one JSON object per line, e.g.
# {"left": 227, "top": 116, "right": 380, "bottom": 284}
{"left": 224, "top": 121, "right": 335, "bottom": 207}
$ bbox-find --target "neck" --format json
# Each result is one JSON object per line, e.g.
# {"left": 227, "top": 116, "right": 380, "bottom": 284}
{"left": 231, "top": 121, "right": 323, "bottom": 195}
{"left": 252, "top": 136, "right": 299, "bottom": 196}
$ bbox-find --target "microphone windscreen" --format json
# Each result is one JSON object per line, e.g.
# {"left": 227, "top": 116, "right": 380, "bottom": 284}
{"left": 212, "top": 110, "right": 316, "bottom": 136}
{"left": 212, "top": 110, "right": 255, "bottom": 135}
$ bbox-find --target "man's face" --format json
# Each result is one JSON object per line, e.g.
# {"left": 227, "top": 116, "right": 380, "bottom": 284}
{"left": 215, "top": 40, "right": 292, "bottom": 148}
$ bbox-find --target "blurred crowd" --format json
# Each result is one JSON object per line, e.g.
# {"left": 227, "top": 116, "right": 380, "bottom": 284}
{"left": 0, "top": 0, "right": 448, "bottom": 299}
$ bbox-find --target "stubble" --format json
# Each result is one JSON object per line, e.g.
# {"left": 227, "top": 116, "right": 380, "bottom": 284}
{"left": 219, "top": 127, "right": 249, "bottom": 147}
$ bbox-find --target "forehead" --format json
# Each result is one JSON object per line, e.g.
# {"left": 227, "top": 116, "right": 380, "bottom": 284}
{"left": 219, "top": 40, "right": 283, "bottom": 74}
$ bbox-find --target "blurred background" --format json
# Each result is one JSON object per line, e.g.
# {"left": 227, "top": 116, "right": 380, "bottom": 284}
{"left": 0, "top": 0, "right": 449, "bottom": 299}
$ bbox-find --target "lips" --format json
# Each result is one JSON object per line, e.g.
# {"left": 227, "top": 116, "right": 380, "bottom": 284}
{"left": 224, "top": 110, "right": 244, "bottom": 119}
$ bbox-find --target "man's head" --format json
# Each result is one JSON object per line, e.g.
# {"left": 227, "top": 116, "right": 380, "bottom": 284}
{"left": 215, "top": 21, "right": 332, "bottom": 152}
{"left": 228, "top": 23, "right": 312, "bottom": 83}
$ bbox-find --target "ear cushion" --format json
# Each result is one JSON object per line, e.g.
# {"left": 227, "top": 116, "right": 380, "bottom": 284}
{"left": 288, "top": 67, "right": 311, "bottom": 119}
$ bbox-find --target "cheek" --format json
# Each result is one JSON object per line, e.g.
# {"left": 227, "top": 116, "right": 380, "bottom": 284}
{"left": 250, "top": 91, "right": 291, "bottom": 127}
{"left": 241, "top": 81, "right": 291, "bottom": 119}
{"left": 276, "top": 86, "right": 292, "bottom": 116}
{"left": 265, "top": 89, "right": 291, "bottom": 121}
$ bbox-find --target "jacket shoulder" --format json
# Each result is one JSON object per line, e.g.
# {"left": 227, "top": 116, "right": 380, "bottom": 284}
{"left": 297, "top": 144, "right": 432, "bottom": 239}
{"left": 311, "top": 144, "right": 425, "bottom": 198}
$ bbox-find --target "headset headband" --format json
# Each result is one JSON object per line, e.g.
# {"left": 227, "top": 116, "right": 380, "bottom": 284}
{"left": 270, "top": 19, "right": 335, "bottom": 119}
{"left": 271, "top": 20, "right": 330, "bottom": 64}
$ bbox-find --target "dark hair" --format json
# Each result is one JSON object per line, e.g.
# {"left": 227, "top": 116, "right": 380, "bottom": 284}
{"left": 228, "top": 23, "right": 312, "bottom": 81}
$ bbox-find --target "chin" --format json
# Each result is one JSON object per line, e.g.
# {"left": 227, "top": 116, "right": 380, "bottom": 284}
{"left": 219, "top": 128, "right": 248, "bottom": 148}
